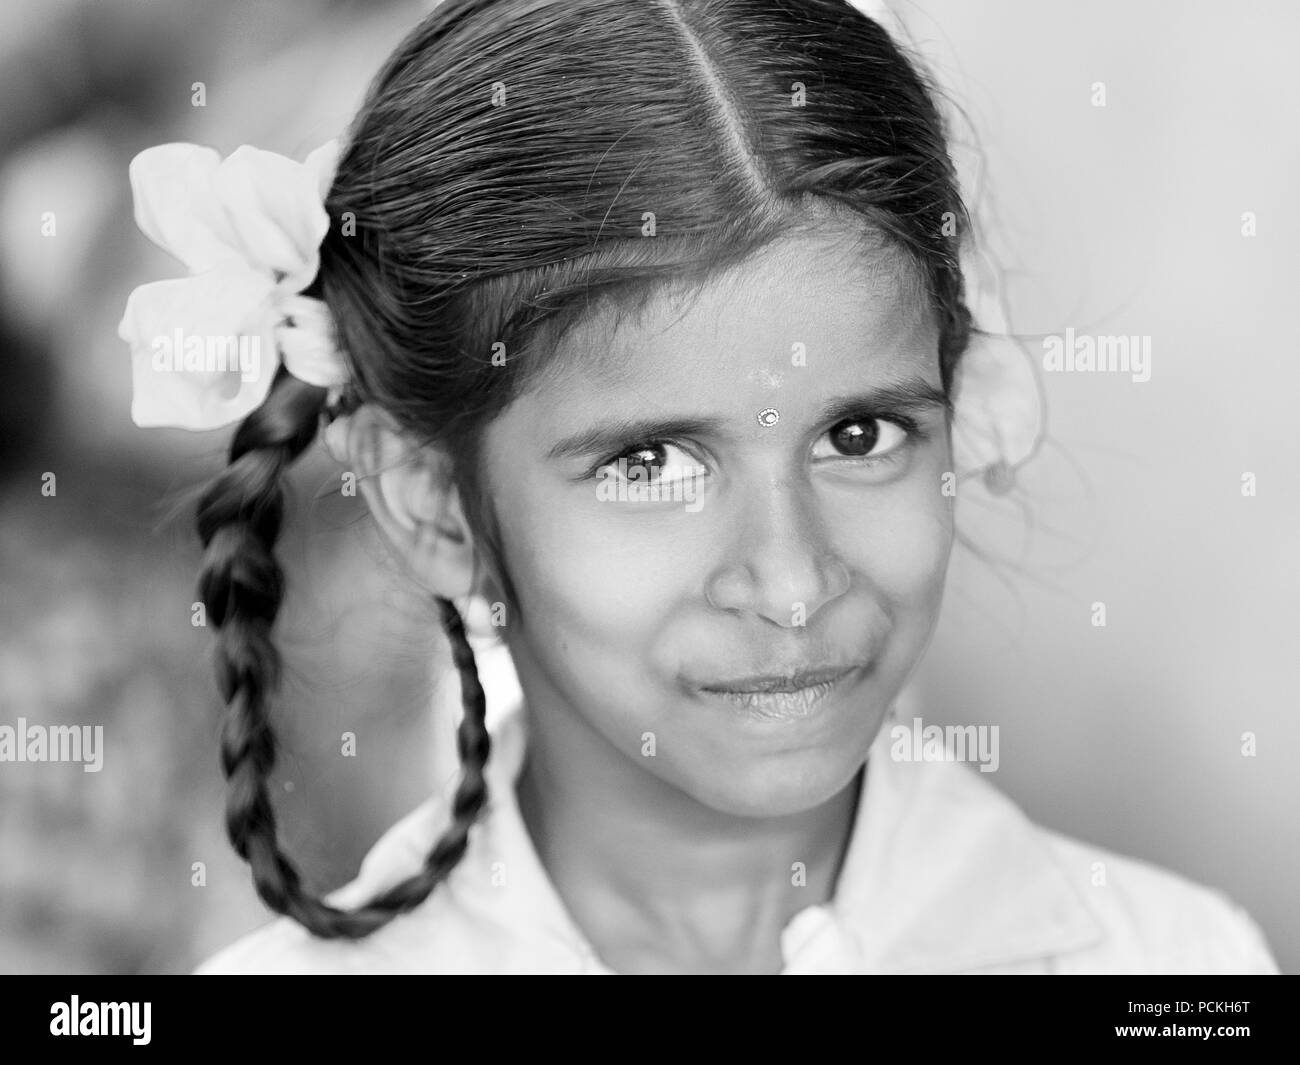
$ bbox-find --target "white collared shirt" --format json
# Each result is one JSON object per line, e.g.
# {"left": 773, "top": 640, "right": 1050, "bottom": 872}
{"left": 195, "top": 639, "right": 1278, "bottom": 974}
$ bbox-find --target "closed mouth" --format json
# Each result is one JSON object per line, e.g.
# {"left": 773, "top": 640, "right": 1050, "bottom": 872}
{"left": 695, "top": 666, "right": 862, "bottom": 720}
{"left": 698, "top": 666, "right": 858, "bottom": 695}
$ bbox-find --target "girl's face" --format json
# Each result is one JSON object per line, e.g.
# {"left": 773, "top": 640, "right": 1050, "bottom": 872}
{"left": 480, "top": 228, "right": 954, "bottom": 818}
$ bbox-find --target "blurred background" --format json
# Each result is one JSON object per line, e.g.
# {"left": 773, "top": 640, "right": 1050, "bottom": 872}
{"left": 0, "top": 0, "right": 1296, "bottom": 973}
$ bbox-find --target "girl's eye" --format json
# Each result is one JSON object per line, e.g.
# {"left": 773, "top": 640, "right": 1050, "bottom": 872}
{"left": 598, "top": 442, "right": 702, "bottom": 484}
{"left": 811, "top": 416, "right": 911, "bottom": 461}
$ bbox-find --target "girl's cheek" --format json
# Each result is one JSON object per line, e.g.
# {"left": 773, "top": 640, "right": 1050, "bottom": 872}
{"left": 888, "top": 498, "right": 953, "bottom": 621}
{"left": 500, "top": 491, "right": 685, "bottom": 644}
{"left": 829, "top": 467, "right": 953, "bottom": 603}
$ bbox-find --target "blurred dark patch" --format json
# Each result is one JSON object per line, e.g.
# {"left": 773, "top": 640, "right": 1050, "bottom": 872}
{"left": 0, "top": 307, "right": 56, "bottom": 476}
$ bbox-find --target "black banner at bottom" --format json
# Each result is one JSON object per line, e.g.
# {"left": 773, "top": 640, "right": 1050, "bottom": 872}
{"left": 0, "top": 974, "right": 1291, "bottom": 1053}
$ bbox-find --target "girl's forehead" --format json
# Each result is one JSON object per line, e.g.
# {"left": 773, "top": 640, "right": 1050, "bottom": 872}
{"left": 532, "top": 231, "right": 937, "bottom": 408}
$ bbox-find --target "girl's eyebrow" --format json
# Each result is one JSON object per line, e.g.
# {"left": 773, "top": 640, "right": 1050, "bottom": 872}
{"left": 546, "top": 416, "right": 718, "bottom": 461}
{"left": 545, "top": 376, "right": 951, "bottom": 461}
{"left": 819, "top": 379, "right": 953, "bottom": 424}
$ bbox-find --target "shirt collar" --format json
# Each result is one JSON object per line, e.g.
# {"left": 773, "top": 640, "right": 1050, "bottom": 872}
{"left": 439, "top": 698, "right": 1104, "bottom": 973}
{"left": 824, "top": 706, "right": 1105, "bottom": 972}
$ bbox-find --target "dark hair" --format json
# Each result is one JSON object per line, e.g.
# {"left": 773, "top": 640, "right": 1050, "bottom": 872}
{"left": 195, "top": 0, "right": 972, "bottom": 938}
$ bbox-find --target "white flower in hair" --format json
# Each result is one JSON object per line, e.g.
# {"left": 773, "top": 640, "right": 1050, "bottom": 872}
{"left": 952, "top": 239, "right": 1046, "bottom": 491}
{"left": 118, "top": 139, "right": 348, "bottom": 430}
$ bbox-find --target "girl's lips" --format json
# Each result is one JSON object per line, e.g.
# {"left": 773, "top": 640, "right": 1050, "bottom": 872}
{"left": 696, "top": 666, "right": 860, "bottom": 721}
{"left": 698, "top": 666, "right": 859, "bottom": 695}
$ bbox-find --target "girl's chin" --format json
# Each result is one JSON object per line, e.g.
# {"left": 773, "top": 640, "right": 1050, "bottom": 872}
{"left": 657, "top": 743, "right": 874, "bottom": 821}
{"left": 629, "top": 676, "right": 890, "bottom": 816}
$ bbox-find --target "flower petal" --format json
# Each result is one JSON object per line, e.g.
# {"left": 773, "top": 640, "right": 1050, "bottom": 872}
{"left": 128, "top": 144, "right": 244, "bottom": 274}
{"left": 275, "top": 295, "right": 348, "bottom": 387}
{"left": 321, "top": 412, "right": 351, "bottom": 464}
{"left": 951, "top": 247, "right": 1045, "bottom": 477}
{"left": 119, "top": 265, "right": 279, "bottom": 430}
{"left": 213, "top": 146, "right": 329, "bottom": 292}
{"left": 951, "top": 332, "right": 1044, "bottom": 476}
{"left": 304, "top": 138, "right": 342, "bottom": 202}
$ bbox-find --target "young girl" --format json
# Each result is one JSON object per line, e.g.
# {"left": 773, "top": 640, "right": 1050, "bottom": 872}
{"left": 120, "top": 0, "right": 1277, "bottom": 974}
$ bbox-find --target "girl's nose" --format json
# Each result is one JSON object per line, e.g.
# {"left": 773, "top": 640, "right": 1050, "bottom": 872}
{"left": 704, "top": 476, "right": 851, "bottom": 628}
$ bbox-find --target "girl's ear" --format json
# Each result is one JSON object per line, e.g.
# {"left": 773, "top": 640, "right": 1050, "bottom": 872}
{"left": 341, "top": 404, "right": 478, "bottom": 599}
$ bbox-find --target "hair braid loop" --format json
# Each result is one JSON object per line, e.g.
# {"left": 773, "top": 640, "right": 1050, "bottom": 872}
{"left": 197, "top": 385, "right": 493, "bottom": 936}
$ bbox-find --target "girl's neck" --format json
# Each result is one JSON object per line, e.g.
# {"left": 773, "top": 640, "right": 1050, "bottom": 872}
{"left": 513, "top": 697, "right": 863, "bottom": 975}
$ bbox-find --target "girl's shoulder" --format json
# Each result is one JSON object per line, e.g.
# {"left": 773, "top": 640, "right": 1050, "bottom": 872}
{"left": 192, "top": 640, "right": 539, "bottom": 975}
{"left": 191, "top": 693, "right": 590, "bottom": 975}
{"left": 190, "top": 793, "right": 462, "bottom": 975}
{"left": 1032, "top": 828, "right": 1278, "bottom": 975}
{"left": 860, "top": 725, "right": 1278, "bottom": 974}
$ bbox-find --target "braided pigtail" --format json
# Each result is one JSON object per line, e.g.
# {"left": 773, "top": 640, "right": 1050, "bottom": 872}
{"left": 195, "top": 368, "right": 491, "bottom": 938}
